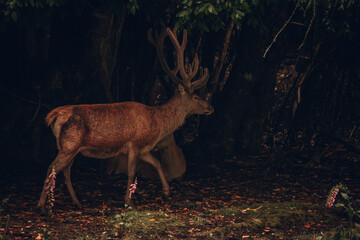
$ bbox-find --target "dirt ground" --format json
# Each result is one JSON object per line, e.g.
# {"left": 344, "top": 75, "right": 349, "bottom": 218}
{"left": 0, "top": 152, "right": 359, "bottom": 239}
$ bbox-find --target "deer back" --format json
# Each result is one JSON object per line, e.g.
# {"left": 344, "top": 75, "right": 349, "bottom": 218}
{"left": 47, "top": 102, "right": 164, "bottom": 152}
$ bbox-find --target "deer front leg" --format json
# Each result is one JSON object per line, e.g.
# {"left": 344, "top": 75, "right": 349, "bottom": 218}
{"left": 140, "top": 152, "right": 170, "bottom": 200}
{"left": 124, "top": 150, "right": 138, "bottom": 207}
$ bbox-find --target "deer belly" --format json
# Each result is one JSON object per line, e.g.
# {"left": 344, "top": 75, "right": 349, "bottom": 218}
{"left": 80, "top": 148, "right": 124, "bottom": 159}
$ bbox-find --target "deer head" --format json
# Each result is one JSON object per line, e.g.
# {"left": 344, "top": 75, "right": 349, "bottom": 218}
{"left": 148, "top": 27, "right": 213, "bottom": 116}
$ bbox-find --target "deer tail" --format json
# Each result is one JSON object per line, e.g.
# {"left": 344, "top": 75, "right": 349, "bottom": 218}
{"left": 45, "top": 106, "right": 73, "bottom": 128}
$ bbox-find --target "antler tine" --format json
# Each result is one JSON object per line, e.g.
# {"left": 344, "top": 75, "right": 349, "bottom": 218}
{"left": 150, "top": 27, "right": 208, "bottom": 93}
{"left": 188, "top": 53, "right": 200, "bottom": 80}
{"left": 147, "top": 28, "right": 156, "bottom": 45}
{"left": 148, "top": 28, "right": 183, "bottom": 86}
{"left": 166, "top": 28, "right": 191, "bottom": 92}
{"left": 190, "top": 66, "right": 209, "bottom": 91}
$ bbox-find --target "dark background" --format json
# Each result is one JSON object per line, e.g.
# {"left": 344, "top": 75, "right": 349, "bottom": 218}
{"left": 0, "top": 0, "right": 359, "bottom": 180}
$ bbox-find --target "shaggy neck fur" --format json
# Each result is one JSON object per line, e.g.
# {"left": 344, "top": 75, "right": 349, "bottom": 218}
{"left": 156, "top": 92, "right": 189, "bottom": 139}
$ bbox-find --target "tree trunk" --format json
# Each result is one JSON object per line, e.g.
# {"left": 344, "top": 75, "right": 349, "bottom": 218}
{"left": 196, "top": 10, "right": 288, "bottom": 158}
{"left": 88, "top": 7, "right": 127, "bottom": 102}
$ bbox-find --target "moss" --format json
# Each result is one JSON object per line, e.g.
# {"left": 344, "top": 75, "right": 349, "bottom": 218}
{"left": 207, "top": 202, "right": 336, "bottom": 238}
{"left": 109, "top": 209, "right": 186, "bottom": 239}
{"left": 105, "top": 202, "right": 339, "bottom": 239}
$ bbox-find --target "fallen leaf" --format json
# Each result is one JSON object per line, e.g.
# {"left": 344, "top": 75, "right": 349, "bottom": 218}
{"left": 148, "top": 218, "right": 156, "bottom": 221}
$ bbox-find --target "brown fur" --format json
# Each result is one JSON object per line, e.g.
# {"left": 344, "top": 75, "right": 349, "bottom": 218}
{"left": 37, "top": 86, "right": 213, "bottom": 213}
{"left": 107, "top": 134, "right": 186, "bottom": 181}
{"left": 46, "top": 106, "right": 73, "bottom": 127}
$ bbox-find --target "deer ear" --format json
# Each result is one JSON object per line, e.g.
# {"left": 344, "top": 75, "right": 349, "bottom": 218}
{"left": 177, "top": 84, "right": 186, "bottom": 95}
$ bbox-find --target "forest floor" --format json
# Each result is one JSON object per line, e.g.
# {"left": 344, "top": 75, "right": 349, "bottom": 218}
{"left": 0, "top": 152, "right": 359, "bottom": 240}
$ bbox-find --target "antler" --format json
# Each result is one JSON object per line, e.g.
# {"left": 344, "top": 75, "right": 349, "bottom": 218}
{"left": 148, "top": 28, "right": 182, "bottom": 86}
{"left": 148, "top": 27, "right": 209, "bottom": 93}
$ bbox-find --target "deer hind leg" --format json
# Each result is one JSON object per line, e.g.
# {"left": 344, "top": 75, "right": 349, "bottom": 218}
{"left": 140, "top": 152, "right": 170, "bottom": 199}
{"left": 63, "top": 158, "right": 81, "bottom": 208}
{"left": 37, "top": 151, "right": 78, "bottom": 213}
{"left": 38, "top": 114, "right": 85, "bottom": 213}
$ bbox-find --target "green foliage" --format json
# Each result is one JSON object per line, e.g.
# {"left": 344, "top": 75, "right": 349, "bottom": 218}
{"left": 141, "top": 0, "right": 255, "bottom": 32}
{"left": 0, "top": 0, "right": 93, "bottom": 26}
{"left": 172, "top": 0, "right": 252, "bottom": 31}
{"left": 327, "top": 183, "right": 360, "bottom": 223}
{"left": 2, "top": 0, "right": 358, "bottom": 38}
{"left": 0, "top": 0, "right": 130, "bottom": 25}
{"left": 1, "top": 0, "right": 65, "bottom": 22}
{"left": 297, "top": 0, "right": 360, "bottom": 39}
{"left": 126, "top": 0, "right": 139, "bottom": 15}
{"left": 325, "top": 183, "right": 360, "bottom": 240}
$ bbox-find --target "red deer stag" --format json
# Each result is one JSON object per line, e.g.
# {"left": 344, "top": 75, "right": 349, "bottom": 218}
{"left": 37, "top": 27, "right": 213, "bottom": 213}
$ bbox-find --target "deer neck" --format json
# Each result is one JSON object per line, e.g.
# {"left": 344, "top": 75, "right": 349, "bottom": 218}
{"left": 157, "top": 93, "right": 188, "bottom": 138}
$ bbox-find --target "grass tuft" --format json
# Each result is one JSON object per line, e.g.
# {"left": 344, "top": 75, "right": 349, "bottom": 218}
{"left": 109, "top": 209, "right": 186, "bottom": 239}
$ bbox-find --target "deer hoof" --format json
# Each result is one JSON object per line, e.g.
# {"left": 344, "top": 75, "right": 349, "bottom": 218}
{"left": 162, "top": 193, "right": 170, "bottom": 201}
{"left": 37, "top": 205, "right": 47, "bottom": 215}
{"left": 73, "top": 201, "right": 82, "bottom": 209}
{"left": 125, "top": 201, "right": 135, "bottom": 209}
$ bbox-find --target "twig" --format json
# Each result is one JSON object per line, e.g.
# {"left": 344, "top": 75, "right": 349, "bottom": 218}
{"left": 349, "top": 125, "right": 356, "bottom": 140}
{"left": 195, "top": 31, "right": 203, "bottom": 55}
{"left": 298, "top": 0, "right": 316, "bottom": 51}
{"left": 291, "top": 21, "right": 305, "bottom": 26}
{"left": 26, "top": 88, "right": 42, "bottom": 128}
{"left": 263, "top": 2, "right": 299, "bottom": 58}
{"left": 303, "top": 0, "right": 313, "bottom": 16}
{"left": 0, "top": 87, "right": 50, "bottom": 110}
{"left": 218, "top": 53, "right": 236, "bottom": 92}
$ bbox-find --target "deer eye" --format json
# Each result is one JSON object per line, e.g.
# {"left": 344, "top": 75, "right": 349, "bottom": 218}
{"left": 193, "top": 96, "right": 199, "bottom": 100}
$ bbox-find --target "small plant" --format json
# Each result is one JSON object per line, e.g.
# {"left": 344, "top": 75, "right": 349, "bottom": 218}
{"left": 129, "top": 177, "right": 138, "bottom": 200}
{"left": 0, "top": 197, "right": 9, "bottom": 214}
{"left": 45, "top": 166, "right": 56, "bottom": 218}
{"left": 326, "top": 183, "right": 360, "bottom": 222}
{"left": 324, "top": 183, "right": 360, "bottom": 239}
{"left": 125, "top": 178, "right": 138, "bottom": 209}
{"left": 41, "top": 166, "right": 57, "bottom": 239}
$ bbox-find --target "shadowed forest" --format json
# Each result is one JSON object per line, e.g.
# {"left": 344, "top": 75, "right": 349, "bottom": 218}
{"left": 1, "top": 0, "right": 360, "bottom": 239}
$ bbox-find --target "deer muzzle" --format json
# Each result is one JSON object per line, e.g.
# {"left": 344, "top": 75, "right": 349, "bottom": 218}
{"left": 204, "top": 105, "right": 214, "bottom": 115}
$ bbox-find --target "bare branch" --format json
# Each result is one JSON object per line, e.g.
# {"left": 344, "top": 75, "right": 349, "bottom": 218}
{"left": 211, "top": 20, "right": 234, "bottom": 93}
{"left": 298, "top": 0, "right": 316, "bottom": 51}
{"left": 263, "top": 2, "right": 299, "bottom": 58}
